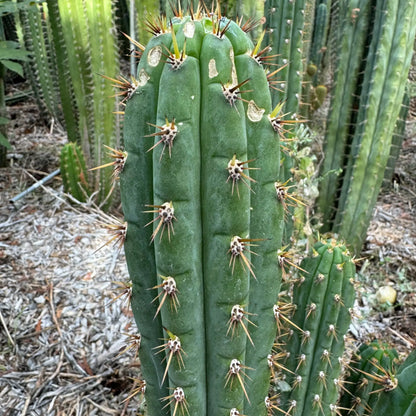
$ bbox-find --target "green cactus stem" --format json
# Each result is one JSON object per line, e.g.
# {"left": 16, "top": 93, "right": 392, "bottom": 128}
{"left": 309, "top": 2, "right": 329, "bottom": 72}
{"left": 277, "top": 239, "right": 356, "bottom": 416}
{"left": 121, "top": 30, "right": 172, "bottom": 416}
{"left": 317, "top": 0, "right": 372, "bottom": 230}
{"left": 318, "top": 0, "right": 416, "bottom": 253}
{"left": 60, "top": 142, "right": 90, "bottom": 202}
{"left": 115, "top": 7, "right": 286, "bottom": 415}
{"left": 21, "top": 0, "right": 120, "bottom": 208}
{"left": 383, "top": 90, "right": 410, "bottom": 186}
{"left": 372, "top": 349, "right": 416, "bottom": 416}
{"left": 339, "top": 341, "right": 398, "bottom": 415}
{"left": 230, "top": 29, "right": 285, "bottom": 416}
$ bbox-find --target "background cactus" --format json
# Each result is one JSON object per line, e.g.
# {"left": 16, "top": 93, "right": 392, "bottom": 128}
{"left": 96, "top": 1, "right": 414, "bottom": 415}
{"left": 372, "top": 349, "right": 416, "bottom": 416}
{"left": 60, "top": 142, "right": 90, "bottom": 202}
{"left": 317, "top": 0, "right": 416, "bottom": 253}
{"left": 339, "top": 341, "right": 399, "bottom": 415}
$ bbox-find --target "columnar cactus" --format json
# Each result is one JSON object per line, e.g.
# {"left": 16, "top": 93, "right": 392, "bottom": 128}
{"left": 276, "top": 239, "right": 356, "bottom": 415}
{"left": 372, "top": 348, "right": 416, "bottom": 416}
{"left": 20, "top": 0, "right": 120, "bottom": 208}
{"left": 118, "top": 7, "right": 287, "bottom": 415}
{"left": 339, "top": 341, "right": 398, "bottom": 415}
{"left": 264, "top": 0, "right": 305, "bottom": 113}
{"left": 317, "top": 0, "right": 416, "bottom": 253}
{"left": 60, "top": 142, "right": 90, "bottom": 202}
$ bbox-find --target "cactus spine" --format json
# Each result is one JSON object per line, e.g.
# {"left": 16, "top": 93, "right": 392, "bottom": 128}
{"left": 372, "top": 349, "right": 416, "bottom": 416}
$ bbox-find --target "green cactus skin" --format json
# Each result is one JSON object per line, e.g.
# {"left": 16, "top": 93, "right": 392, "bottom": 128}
{"left": 372, "top": 349, "right": 416, "bottom": 416}
{"left": 200, "top": 22, "right": 252, "bottom": 414}
{"left": 119, "top": 11, "right": 285, "bottom": 416}
{"left": 334, "top": 0, "right": 416, "bottom": 253}
{"left": 264, "top": 0, "right": 305, "bottom": 113}
{"left": 277, "top": 240, "right": 356, "bottom": 416}
{"left": 60, "top": 142, "right": 90, "bottom": 202}
{"left": 22, "top": 0, "right": 120, "bottom": 208}
{"left": 153, "top": 19, "right": 206, "bottom": 414}
{"left": 45, "top": 0, "right": 79, "bottom": 142}
{"left": 339, "top": 341, "right": 398, "bottom": 416}
{"left": 263, "top": 0, "right": 307, "bottom": 246}
{"left": 18, "top": 2, "right": 68, "bottom": 130}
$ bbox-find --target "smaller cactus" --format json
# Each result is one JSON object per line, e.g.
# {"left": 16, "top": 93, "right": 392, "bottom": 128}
{"left": 372, "top": 348, "right": 416, "bottom": 416}
{"left": 276, "top": 239, "right": 356, "bottom": 415}
{"left": 60, "top": 142, "right": 90, "bottom": 202}
{"left": 309, "top": 2, "right": 330, "bottom": 73}
{"left": 339, "top": 341, "right": 399, "bottom": 415}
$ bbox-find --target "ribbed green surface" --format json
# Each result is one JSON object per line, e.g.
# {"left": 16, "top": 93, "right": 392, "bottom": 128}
{"left": 372, "top": 349, "right": 416, "bottom": 416}
{"left": 21, "top": 0, "right": 119, "bottom": 207}
{"left": 339, "top": 341, "right": 398, "bottom": 416}
{"left": 278, "top": 240, "right": 356, "bottom": 415}
{"left": 228, "top": 22, "right": 284, "bottom": 416}
{"left": 318, "top": 0, "right": 416, "bottom": 253}
{"left": 121, "top": 33, "right": 172, "bottom": 416}
{"left": 317, "top": 0, "right": 372, "bottom": 230}
{"left": 309, "top": 2, "right": 329, "bottom": 72}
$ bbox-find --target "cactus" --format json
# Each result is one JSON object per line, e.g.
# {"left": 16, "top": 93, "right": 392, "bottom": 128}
{"left": 317, "top": 0, "right": 416, "bottom": 253}
{"left": 372, "top": 348, "right": 416, "bottom": 416}
{"left": 316, "top": 0, "right": 372, "bottom": 230}
{"left": 18, "top": 0, "right": 119, "bottom": 208}
{"left": 276, "top": 239, "right": 356, "bottom": 415}
{"left": 339, "top": 341, "right": 398, "bottom": 415}
{"left": 110, "top": 6, "right": 293, "bottom": 415}
{"left": 308, "top": 2, "right": 329, "bottom": 72}
{"left": 60, "top": 142, "right": 91, "bottom": 202}
{"left": 262, "top": 0, "right": 309, "bottom": 245}
{"left": 264, "top": 0, "right": 306, "bottom": 114}
{"left": 95, "top": 3, "right": 416, "bottom": 416}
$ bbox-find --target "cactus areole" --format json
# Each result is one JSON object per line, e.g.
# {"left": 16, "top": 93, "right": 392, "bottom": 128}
{"left": 119, "top": 7, "right": 289, "bottom": 416}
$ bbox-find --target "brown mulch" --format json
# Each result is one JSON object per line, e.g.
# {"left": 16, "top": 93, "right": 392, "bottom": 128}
{"left": 0, "top": 100, "right": 142, "bottom": 415}
{"left": 0, "top": 85, "right": 415, "bottom": 414}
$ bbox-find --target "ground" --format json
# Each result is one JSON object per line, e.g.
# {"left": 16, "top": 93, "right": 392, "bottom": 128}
{"left": 0, "top": 82, "right": 415, "bottom": 415}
